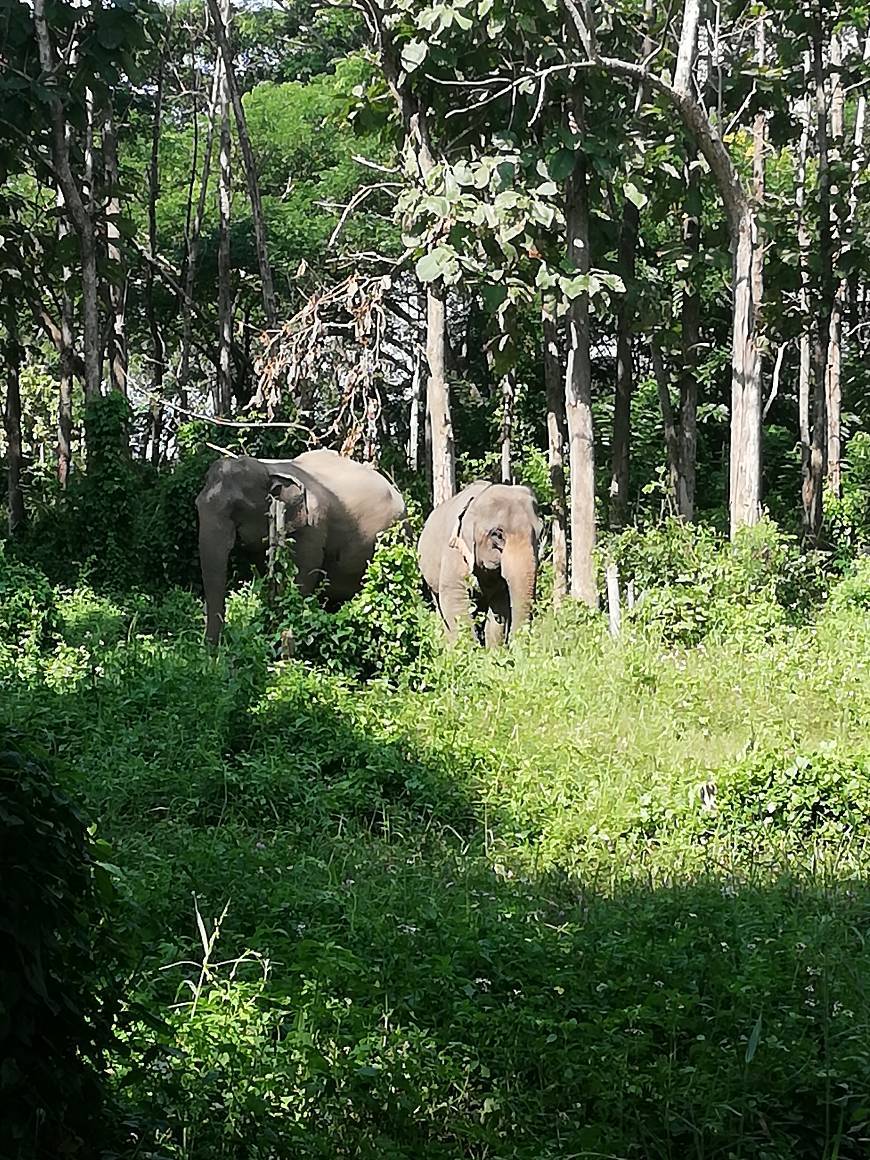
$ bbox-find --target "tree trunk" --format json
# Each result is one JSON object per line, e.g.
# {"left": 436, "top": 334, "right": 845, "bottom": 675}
{"left": 103, "top": 107, "right": 127, "bottom": 397}
{"left": 57, "top": 184, "right": 74, "bottom": 488}
{"left": 651, "top": 339, "right": 681, "bottom": 514}
{"left": 4, "top": 328, "right": 26, "bottom": 534}
{"left": 803, "top": 21, "right": 832, "bottom": 542}
{"left": 826, "top": 31, "right": 844, "bottom": 498}
{"left": 426, "top": 282, "right": 455, "bottom": 507}
{"left": 207, "top": 0, "right": 277, "bottom": 326}
{"left": 543, "top": 297, "right": 568, "bottom": 606}
{"left": 180, "top": 61, "right": 221, "bottom": 407}
{"left": 729, "top": 208, "right": 763, "bottom": 536}
{"left": 564, "top": 0, "right": 763, "bottom": 538}
{"left": 500, "top": 369, "right": 515, "bottom": 483}
{"left": 409, "top": 346, "right": 422, "bottom": 472}
{"left": 564, "top": 89, "right": 598, "bottom": 607}
{"left": 32, "top": 0, "right": 102, "bottom": 406}
{"left": 679, "top": 151, "right": 701, "bottom": 521}
{"left": 609, "top": 196, "right": 638, "bottom": 528}
{"left": 216, "top": 1, "right": 233, "bottom": 417}
{"left": 146, "top": 63, "right": 166, "bottom": 465}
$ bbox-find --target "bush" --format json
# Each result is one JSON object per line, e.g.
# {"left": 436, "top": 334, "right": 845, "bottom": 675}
{"left": 0, "top": 735, "right": 126, "bottom": 1158}
{"left": 716, "top": 745, "right": 870, "bottom": 841}
{"left": 266, "top": 524, "right": 439, "bottom": 686}
{"left": 0, "top": 545, "right": 57, "bottom": 663}
{"left": 604, "top": 518, "right": 828, "bottom": 646}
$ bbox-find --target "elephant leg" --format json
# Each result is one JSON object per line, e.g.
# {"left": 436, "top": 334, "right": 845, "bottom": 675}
{"left": 483, "top": 582, "right": 511, "bottom": 648}
{"left": 198, "top": 512, "right": 236, "bottom": 645}
{"left": 437, "top": 551, "right": 474, "bottom": 641}
{"left": 290, "top": 526, "right": 327, "bottom": 596}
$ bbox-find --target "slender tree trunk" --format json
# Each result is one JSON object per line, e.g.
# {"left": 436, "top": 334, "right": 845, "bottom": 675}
{"left": 207, "top": 0, "right": 277, "bottom": 325}
{"left": 847, "top": 29, "right": 870, "bottom": 339}
{"left": 32, "top": 0, "right": 102, "bottom": 406}
{"left": 500, "top": 369, "right": 515, "bottom": 484}
{"left": 609, "top": 196, "right": 638, "bottom": 528}
{"left": 147, "top": 64, "right": 166, "bottom": 464}
{"left": 826, "top": 31, "right": 844, "bottom": 497}
{"left": 103, "top": 107, "right": 128, "bottom": 397}
{"left": 679, "top": 151, "right": 700, "bottom": 520}
{"left": 57, "top": 185, "right": 74, "bottom": 487}
{"left": 4, "top": 328, "right": 26, "bottom": 534}
{"left": 750, "top": 9, "right": 765, "bottom": 403}
{"left": 651, "top": 339, "right": 681, "bottom": 513}
{"left": 543, "top": 297, "right": 568, "bottom": 606}
{"left": 426, "top": 282, "right": 455, "bottom": 506}
{"left": 216, "top": 1, "right": 233, "bottom": 417}
{"left": 565, "top": 88, "right": 598, "bottom": 607}
{"left": 180, "top": 61, "right": 221, "bottom": 407}
{"left": 803, "top": 21, "right": 831, "bottom": 541}
{"left": 409, "top": 346, "right": 422, "bottom": 472}
{"left": 796, "top": 65, "right": 812, "bottom": 518}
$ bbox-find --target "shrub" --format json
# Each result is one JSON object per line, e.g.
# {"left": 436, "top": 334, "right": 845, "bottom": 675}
{"left": 716, "top": 745, "right": 870, "bottom": 841}
{"left": 0, "top": 735, "right": 126, "bottom": 1158}
{"left": 0, "top": 545, "right": 57, "bottom": 663}
{"left": 266, "top": 524, "right": 439, "bottom": 686}
{"left": 604, "top": 518, "right": 827, "bottom": 646}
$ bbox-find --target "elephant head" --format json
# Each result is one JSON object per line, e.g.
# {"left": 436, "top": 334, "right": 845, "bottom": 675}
{"left": 453, "top": 483, "right": 543, "bottom": 639}
{"left": 197, "top": 457, "right": 313, "bottom": 645}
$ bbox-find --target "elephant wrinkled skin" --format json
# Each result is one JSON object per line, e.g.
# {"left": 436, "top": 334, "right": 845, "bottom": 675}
{"left": 196, "top": 449, "right": 406, "bottom": 643}
{"left": 418, "top": 481, "right": 542, "bottom": 647}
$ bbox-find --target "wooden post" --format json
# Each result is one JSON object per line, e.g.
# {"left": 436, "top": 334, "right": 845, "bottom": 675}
{"left": 606, "top": 563, "right": 621, "bottom": 639}
{"left": 626, "top": 579, "right": 636, "bottom": 610}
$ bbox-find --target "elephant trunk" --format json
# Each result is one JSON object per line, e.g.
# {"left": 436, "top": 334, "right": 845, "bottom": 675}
{"left": 501, "top": 532, "right": 537, "bottom": 640}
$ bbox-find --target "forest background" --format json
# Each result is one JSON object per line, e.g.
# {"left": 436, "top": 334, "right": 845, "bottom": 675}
{"left": 3, "top": 0, "right": 870, "bottom": 1158}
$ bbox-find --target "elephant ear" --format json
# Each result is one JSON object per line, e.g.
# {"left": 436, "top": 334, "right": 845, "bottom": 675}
{"left": 268, "top": 474, "right": 309, "bottom": 532}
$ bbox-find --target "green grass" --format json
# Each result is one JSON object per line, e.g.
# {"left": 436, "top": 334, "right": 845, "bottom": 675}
{"left": 3, "top": 572, "right": 870, "bottom": 1159}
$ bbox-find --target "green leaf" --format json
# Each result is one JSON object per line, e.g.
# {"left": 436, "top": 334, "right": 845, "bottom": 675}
{"left": 401, "top": 39, "right": 428, "bottom": 73}
{"left": 624, "top": 181, "right": 648, "bottom": 210}
{"left": 745, "top": 1013, "right": 762, "bottom": 1063}
{"left": 549, "top": 148, "right": 576, "bottom": 182}
{"left": 415, "top": 245, "right": 453, "bottom": 283}
{"left": 559, "top": 273, "right": 590, "bottom": 299}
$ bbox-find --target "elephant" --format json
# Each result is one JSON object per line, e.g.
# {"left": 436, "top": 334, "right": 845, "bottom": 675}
{"left": 418, "top": 481, "right": 543, "bottom": 647}
{"left": 196, "top": 449, "right": 406, "bottom": 643}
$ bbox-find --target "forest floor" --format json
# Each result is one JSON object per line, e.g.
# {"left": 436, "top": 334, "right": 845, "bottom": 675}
{"left": 5, "top": 575, "right": 870, "bottom": 1159}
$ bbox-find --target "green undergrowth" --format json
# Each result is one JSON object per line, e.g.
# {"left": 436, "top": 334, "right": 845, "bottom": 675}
{"left": 2, "top": 537, "right": 870, "bottom": 1158}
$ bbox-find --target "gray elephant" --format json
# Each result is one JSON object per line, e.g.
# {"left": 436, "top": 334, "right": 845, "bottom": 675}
{"left": 418, "top": 481, "right": 542, "bottom": 647}
{"left": 196, "top": 449, "right": 406, "bottom": 643}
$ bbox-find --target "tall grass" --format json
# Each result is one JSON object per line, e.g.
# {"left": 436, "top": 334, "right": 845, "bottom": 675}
{"left": 2, "top": 547, "right": 870, "bottom": 1158}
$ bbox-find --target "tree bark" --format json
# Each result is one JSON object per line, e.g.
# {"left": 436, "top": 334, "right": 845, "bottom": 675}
{"left": 56, "top": 181, "right": 75, "bottom": 487}
{"left": 103, "top": 107, "right": 128, "bottom": 397}
{"left": 564, "top": 88, "right": 598, "bottom": 607}
{"left": 146, "top": 62, "right": 166, "bottom": 464}
{"left": 803, "top": 20, "right": 832, "bottom": 542}
{"left": 32, "top": 0, "right": 102, "bottom": 405}
{"left": 180, "top": 61, "right": 221, "bottom": 407}
{"left": 543, "top": 297, "right": 568, "bottom": 606}
{"left": 679, "top": 151, "right": 700, "bottom": 521}
{"left": 4, "top": 328, "right": 26, "bottom": 534}
{"left": 426, "top": 282, "right": 455, "bottom": 506}
{"left": 500, "top": 369, "right": 515, "bottom": 484}
{"left": 207, "top": 0, "right": 277, "bottom": 326}
{"left": 216, "top": 0, "right": 233, "bottom": 416}
{"left": 651, "top": 339, "right": 681, "bottom": 512}
{"left": 609, "top": 195, "right": 638, "bottom": 528}
{"left": 826, "top": 31, "right": 844, "bottom": 497}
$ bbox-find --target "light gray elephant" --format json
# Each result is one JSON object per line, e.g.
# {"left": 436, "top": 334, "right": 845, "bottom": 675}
{"left": 418, "top": 481, "right": 542, "bottom": 647}
{"left": 196, "top": 449, "right": 406, "bottom": 643}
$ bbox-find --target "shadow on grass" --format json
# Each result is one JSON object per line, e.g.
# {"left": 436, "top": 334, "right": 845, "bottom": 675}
{"left": 3, "top": 635, "right": 870, "bottom": 1160}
